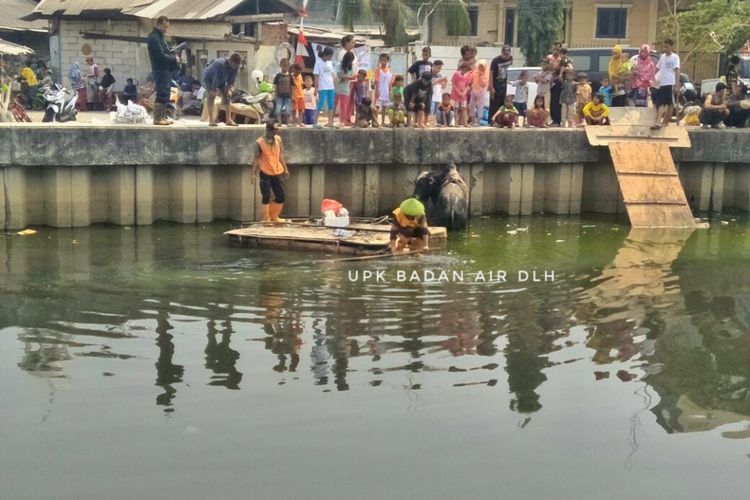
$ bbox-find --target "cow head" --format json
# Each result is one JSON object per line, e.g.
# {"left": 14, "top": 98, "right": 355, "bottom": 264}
{"left": 413, "top": 170, "right": 437, "bottom": 203}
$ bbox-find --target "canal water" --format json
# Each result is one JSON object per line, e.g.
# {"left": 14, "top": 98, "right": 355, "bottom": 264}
{"left": 1, "top": 216, "right": 748, "bottom": 499}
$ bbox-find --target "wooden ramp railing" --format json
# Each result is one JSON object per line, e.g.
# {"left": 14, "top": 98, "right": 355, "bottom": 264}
{"left": 585, "top": 108, "right": 696, "bottom": 229}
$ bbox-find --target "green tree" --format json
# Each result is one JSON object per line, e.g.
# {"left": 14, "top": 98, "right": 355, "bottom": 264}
{"left": 518, "top": 0, "right": 563, "bottom": 66}
{"left": 660, "top": 0, "right": 750, "bottom": 64}
{"left": 336, "top": 0, "right": 471, "bottom": 48}
{"left": 517, "top": 0, "right": 564, "bottom": 66}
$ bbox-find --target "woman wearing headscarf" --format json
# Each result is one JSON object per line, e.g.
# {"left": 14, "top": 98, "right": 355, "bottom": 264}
{"left": 631, "top": 45, "right": 656, "bottom": 107}
{"left": 608, "top": 45, "right": 629, "bottom": 107}
{"left": 68, "top": 62, "right": 87, "bottom": 111}
{"left": 470, "top": 59, "right": 490, "bottom": 124}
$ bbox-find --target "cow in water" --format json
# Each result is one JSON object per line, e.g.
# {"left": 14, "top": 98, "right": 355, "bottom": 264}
{"left": 413, "top": 163, "right": 469, "bottom": 230}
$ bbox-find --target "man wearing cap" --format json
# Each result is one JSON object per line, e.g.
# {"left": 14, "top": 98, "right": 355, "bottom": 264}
{"left": 147, "top": 16, "right": 180, "bottom": 125}
{"left": 390, "top": 198, "right": 430, "bottom": 252}
{"left": 202, "top": 53, "right": 242, "bottom": 126}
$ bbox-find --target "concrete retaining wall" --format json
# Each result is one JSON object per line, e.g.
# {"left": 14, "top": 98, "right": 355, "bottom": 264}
{"left": 1, "top": 127, "right": 748, "bottom": 229}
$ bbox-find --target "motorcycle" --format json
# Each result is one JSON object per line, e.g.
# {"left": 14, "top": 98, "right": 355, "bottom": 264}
{"left": 42, "top": 84, "right": 78, "bottom": 123}
{"left": 140, "top": 79, "right": 182, "bottom": 121}
{"left": 229, "top": 88, "right": 273, "bottom": 123}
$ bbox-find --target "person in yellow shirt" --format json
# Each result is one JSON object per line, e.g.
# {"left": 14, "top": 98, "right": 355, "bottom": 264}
{"left": 389, "top": 198, "right": 430, "bottom": 252}
{"left": 251, "top": 122, "right": 290, "bottom": 222}
{"left": 582, "top": 93, "right": 610, "bottom": 125}
{"left": 20, "top": 62, "right": 38, "bottom": 106}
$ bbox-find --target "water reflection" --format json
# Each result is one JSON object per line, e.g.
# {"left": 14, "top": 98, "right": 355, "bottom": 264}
{"left": 154, "top": 309, "right": 183, "bottom": 410}
{"left": 1, "top": 219, "right": 749, "bottom": 437}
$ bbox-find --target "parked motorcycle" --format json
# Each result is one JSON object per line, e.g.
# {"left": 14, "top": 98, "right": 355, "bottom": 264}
{"left": 140, "top": 80, "right": 182, "bottom": 121}
{"left": 42, "top": 84, "right": 78, "bottom": 122}
{"left": 228, "top": 88, "right": 273, "bottom": 124}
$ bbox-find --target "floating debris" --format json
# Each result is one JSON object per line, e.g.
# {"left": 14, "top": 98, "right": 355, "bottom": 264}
{"left": 16, "top": 229, "right": 36, "bottom": 236}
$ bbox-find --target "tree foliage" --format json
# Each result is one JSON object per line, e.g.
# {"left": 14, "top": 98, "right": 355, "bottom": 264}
{"left": 517, "top": 0, "right": 564, "bottom": 66}
{"left": 660, "top": 0, "right": 750, "bottom": 62}
{"left": 337, "top": 0, "right": 471, "bottom": 47}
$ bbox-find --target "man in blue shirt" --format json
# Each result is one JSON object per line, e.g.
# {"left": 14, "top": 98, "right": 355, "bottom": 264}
{"left": 147, "top": 16, "right": 179, "bottom": 125}
{"left": 202, "top": 53, "right": 242, "bottom": 126}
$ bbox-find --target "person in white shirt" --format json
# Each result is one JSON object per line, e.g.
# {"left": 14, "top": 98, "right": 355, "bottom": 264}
{"left": 313, "top": 46, "right": 336, "bottom": 127}
{"left": 651, "top": 38, "right": 681, "bottom": 130}
{"left": 430, "top": 60, "right": 447, "bottom": 117}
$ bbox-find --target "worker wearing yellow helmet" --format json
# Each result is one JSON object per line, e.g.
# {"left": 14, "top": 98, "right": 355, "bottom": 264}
{"left": 389, "top": 198, "right": 429, "bottom": 252}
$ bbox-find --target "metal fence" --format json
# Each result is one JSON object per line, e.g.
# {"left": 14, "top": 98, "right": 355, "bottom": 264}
{"left": 679, "top": 52, "right": 720, "bottom": 84}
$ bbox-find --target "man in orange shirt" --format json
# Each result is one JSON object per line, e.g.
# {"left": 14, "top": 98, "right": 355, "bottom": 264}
{"left": 251, "top": 122, "right": 290, "bottom": 222}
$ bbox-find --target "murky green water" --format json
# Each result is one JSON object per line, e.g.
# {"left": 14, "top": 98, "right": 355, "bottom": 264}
{"left": 1, "top": 216, "right": 749, "bottom": 499}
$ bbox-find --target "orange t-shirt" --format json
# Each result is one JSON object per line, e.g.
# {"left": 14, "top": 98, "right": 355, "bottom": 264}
{"left": 256, "top": 136, "right": 285, "bottom": 176}
{"left": 291, "top": 74, "right": 304, "bottom": 100}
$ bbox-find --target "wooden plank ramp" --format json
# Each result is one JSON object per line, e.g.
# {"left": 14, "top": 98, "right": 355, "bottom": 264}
{"left": 585, "top": 108, "right": 697, "bottom": 229}
{"left": 608, "top": 142, "right": 696, "bottom": 228}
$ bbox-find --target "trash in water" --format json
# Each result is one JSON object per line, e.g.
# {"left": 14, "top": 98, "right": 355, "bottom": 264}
{"left": 16, "top": 229, "right": 36, "bottom": 236}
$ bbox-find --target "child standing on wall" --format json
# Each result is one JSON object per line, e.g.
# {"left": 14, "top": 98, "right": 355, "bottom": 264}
{"left": 470, "top": 60, "right": 490, "bottom": 126}
{"left": 252, "top": 122, "right": 289, "bottom": 223}
{"left": 302, "top": 75, "right": 317, "bottom": 126}
{"left": 430, "top": 60, "right": 447, "bottom": 121}
{"left": 408, "top": 46, "right": 433, "bottom": 81}
{"left": 353, "top": 69, "right": 368, "bottom": 109}
{"left": 290, "top": 63, "right": 304, "bottom": 127}
{"left": 575, "top": 73, "right": 592, "bottom": 127}
{"left": 533, "top": 60, "right": 553, "bottom": 113}
{"left": 559, "top": 69, "right": 578, "bottom": 128}
{"left": 374, "top": 53, "right": 393, "bottom": 126}
{"left": 313, "top": 46, "right": 336, "bottom": 128}
{"left": 336, "top": 51, "right": 356, "bottom": 127}
{"left": 273, "top": 58, "right": 293, "bottom": 125}
{"left": 452, "top": 65, "right": 472, "bottom": 127}
{"left": 599, "top": 77, "right": 613, "bottom": 107}
{"left": 512, "top": 70, "right": 529, "bottom": 127}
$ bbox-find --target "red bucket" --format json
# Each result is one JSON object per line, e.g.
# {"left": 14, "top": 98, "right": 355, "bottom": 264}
{"left": 320, "top": 199, "right": 343, "bottom": 215}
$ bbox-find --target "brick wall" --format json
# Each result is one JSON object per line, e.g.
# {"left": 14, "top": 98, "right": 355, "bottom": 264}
{"left": 261, "top": 22, "right": 288, "bottom": 46}
{"left": 58, "top": 19, "right": 142, "bottom": 91}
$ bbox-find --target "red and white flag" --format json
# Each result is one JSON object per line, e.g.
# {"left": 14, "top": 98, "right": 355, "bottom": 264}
{"left": 295, "top": 29, "right": 309, "bottom": 65}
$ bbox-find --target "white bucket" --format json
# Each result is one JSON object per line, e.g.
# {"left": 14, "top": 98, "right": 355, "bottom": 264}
{"left": 324, "top": 215, "right": 350, "bottom": 228}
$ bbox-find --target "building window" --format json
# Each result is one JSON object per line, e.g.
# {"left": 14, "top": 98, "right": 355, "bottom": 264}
{"left": 595, "top": 8, "right": 627, "bottom": 39}
{"left": 467, "top": 6, "right": 479, "bottom": 36}
{"left": 504, "top": 8, "right": 515, "bottom": 46}
{"left": 232, "top": 22, "right": 257, "bottom": 37}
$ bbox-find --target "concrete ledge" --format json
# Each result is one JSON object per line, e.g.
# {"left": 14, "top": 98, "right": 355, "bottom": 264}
{"left": 1, "top": 126, "right": 748, "bottom": 167}
{"left": 0, "top": 126, "right": 749, "bottom": 229}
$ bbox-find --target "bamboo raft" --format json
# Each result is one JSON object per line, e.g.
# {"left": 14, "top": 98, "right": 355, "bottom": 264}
{"left": 224, "top": 219, "right": 448, "bottom": 254}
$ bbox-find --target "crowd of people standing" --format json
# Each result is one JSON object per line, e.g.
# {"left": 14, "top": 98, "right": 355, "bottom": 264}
{"left": 270, "top": 36, "right": 747, "bottom": 131}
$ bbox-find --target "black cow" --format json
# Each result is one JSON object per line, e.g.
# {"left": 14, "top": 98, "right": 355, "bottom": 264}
{"left": 413, "top": 164, "right": 469, "bottom": 230}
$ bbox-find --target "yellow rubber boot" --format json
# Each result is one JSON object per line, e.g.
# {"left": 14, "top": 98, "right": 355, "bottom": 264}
{"left": 269, "top": 202, "right": 285, "bottom": 222}
{"left": 261, "top": 204, "right": 271, "bottom": 222}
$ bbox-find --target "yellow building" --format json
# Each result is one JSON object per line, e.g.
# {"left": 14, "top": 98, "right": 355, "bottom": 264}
{"left": 430, "top": 0, "right": 658, "bottom": 49}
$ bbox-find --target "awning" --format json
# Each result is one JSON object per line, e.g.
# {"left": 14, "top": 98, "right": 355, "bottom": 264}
{"left": 0, "top": 38, "right": 34, "bottom": 56}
